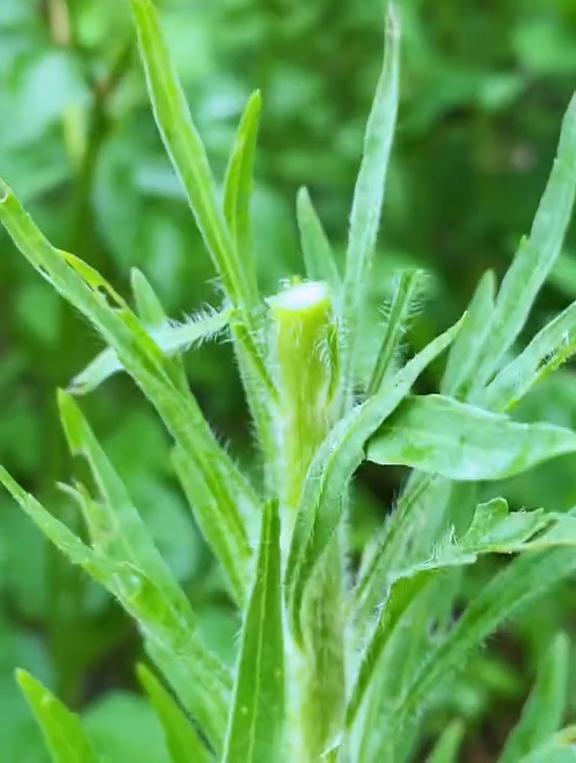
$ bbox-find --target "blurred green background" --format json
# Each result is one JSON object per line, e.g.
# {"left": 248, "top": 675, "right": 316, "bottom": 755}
{"left": 1, "top": 0, "right": 576, "bottom": 759}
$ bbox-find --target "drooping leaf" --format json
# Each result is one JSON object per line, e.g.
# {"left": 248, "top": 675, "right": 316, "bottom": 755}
{"left": 474, "top": 93, "right": 576, "bottom": 387}
{"left": 223, "top": 501, "right": 284, "bottom": 762}
{"left": 137, "top": 664, "right": 212, "bottom": 763}
{"left": 296, "top": 187, "right": 341, "bottom": 288}
{"left": 340, "top": 3, "right": 401, "bottom": 399}
{"left": 366, "top": 394, "right": 576, "bottom": 481}
{"left": 285, "top": 317, "right": 463, "bottom": 643}
{"left": 500, "top": 633, "right": 570, "bottom": 763}
{"left": 16, "top": 671, "right": 97, "bottom": 763}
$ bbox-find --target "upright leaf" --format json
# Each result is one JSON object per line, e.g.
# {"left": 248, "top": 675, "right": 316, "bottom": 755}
{"left": 366, "top": 394, "right": 576, "bottom": 481}
{"left": 224, "top": 90, "right": 262, "bottom": 273}
{"left": 296, "top": 187, "right": 341, "bottom": 288}
{"left": 500, "top": 634, "right": 570, "bottom": 763}
{"left": 441, "top": 270, "right": 496, "bottom": 398}
{"left": 223, "top": 501, "right": 284, "bottom": 762}
{"left": 368, "top": 268, "right": 426, "bottom": 394}
{"left": 426, "top": 720, "right": 466, "bottom": 763}
{"left": 474, "top": 93, "right": 576, "bottom": 387}
{"left": 341, "top": 3, "right": 401, "bottom": 401}
{"left": 16, "top": 671, "right": 97, "bottom": 763}
{"left": 130, "top": 0, "right": 259, "bottom": 314}
{"left": 482, "top": 301, "right": 576, "bottom": 413}
{"left": 137, "top": 664, "right": 212, "bottom": 763}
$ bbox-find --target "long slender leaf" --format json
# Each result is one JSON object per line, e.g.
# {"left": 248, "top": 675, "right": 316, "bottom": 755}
{"left": 368, "top": 268, "right": 426, "bottom": 394}
{"left": 441, "top": 270, "right": 496, "bottom": 398}
{"left": 0, "top": 179, "right": 257, "bottom": 604}
{"left": 346, "top": 498, "right": 556, "bottom": 728}
{"left": 224, "top": 90, "right": 261, "bottom": 273}
{"left": 16, "top": 671, "right": 97, "bottom": 763}
{"left": 500, "top": 634, "right": 570, "bottom": 763}
{"left": 297, "top": 187, "right": 341, "bottom": 288}
{"left": 474, "top": 93, "right": 576, "bottom": 386}
{"left": 131, "top": 267, "right": 168, "bottom": 328}
{"left": 0, "top": 467, "right": 231, "bottom": 753}
{"left": 386, "top": 548, "right": 576, "bottom": 737}
{"left": 285, "top": 317, "right": 463, "bottom": 642}
{"left": 482, "top": 301, "right": 576, "bottom": 413}
{"left": 223, "top": 501, "right": 284, "bottom": 762}
{"left": 366, "top": 394, "right": 576, "bottom": 481}
{"left": 426, "top": 720, "right": 466, "bottom": 763}
{"left": 137, "top": 664, "right": 212, "bottom": 763}
{"left": 130, "top": 0, "right": 259, "bottom": 314}
{"left": 340, "top": 3, "right": 401, "bottom": 401}
{"left": 69, "top": 308, "right": 229, "bottom": 396}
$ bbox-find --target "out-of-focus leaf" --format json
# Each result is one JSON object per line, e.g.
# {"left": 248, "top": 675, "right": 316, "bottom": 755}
{"left": 500, "top": 634, "right": 570, "bottom": 763}
{"left": 137, "top": 664, "right": 211, "bottom": 763}
{"left": 426, "top": 720, "right": 466, "bottom": 763}
{"left": 16, "top": 670, "right": 97, "bottom": 763}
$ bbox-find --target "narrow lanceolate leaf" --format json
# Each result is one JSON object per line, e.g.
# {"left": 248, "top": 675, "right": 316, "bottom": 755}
{"left": 57, "top": 391, "right": 192, "bottom": 608}
{"left": 426, "top": 720, "right": 466, "bottom": 763}
{"left": 137, "top": 664, "right": 212, "bottom": 763}
{"left": 130, "top": 0, "right": 259, "bottom": 314}
{"left": 368, "top": 268, "right": 426, "bottom": 394}
{"left": 285, "top": 317, "right": 463, "bottom": 642}
{"left": 474, "top": 93, "right": 576, "bottom": 387}
{"left": 68, "top": 308, "right": 229, "bottom": 395}
{"left": 0, "top": 179, "right": 256, "bottom": 603}
{"left": 16, "top": 671, "right": 97, "bottom": 763}
{"left": 131, "top": 268, "right": 168, "bottom": 328}
{"left": 386, "top": 548, "right": 576, "bottom": 737}
{"left": 441, "top": 270, "right": 496, "bottom": 398}
{"left": 296, "top": 187, "right": 341, "bottom": 288}
{"left": 0, "top": 468, "right": 231, "bottom": 753}
{"left": 482, "top": 301, "right": 576, "bottom": 413}
{"left": 341, "top": 3, "right": 401, "bottom": 401}
{"left": 366, "top": 394, "right": 576, "bottom": 481}
{"left": 172, "top": 445, "right": 254, "bottom": 598}
{"left": 224, "top": 90, "right": 262, "bottom": 273}
{"left": 224, "top": 501, "right": 284, "bottom": 763}
{"left": 500, "top": 633, "right": 570, "bottom": 763}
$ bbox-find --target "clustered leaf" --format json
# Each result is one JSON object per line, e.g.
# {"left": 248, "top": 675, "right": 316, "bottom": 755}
{"left": 1, "top": 1, "right": 576, "bottom": 761}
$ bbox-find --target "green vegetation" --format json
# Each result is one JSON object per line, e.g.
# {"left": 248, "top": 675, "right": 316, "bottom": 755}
{"left": 1, "top": 0, "right": 576, "bottom": 760}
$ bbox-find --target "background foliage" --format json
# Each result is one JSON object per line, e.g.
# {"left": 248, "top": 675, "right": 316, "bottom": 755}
{"left": 1, "top": 0, "right": 576, "bottom": 759}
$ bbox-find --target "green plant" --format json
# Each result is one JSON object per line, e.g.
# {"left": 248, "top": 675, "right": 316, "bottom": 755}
{"left": 2, "top": 0, "right": 576, "bottom": 760}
